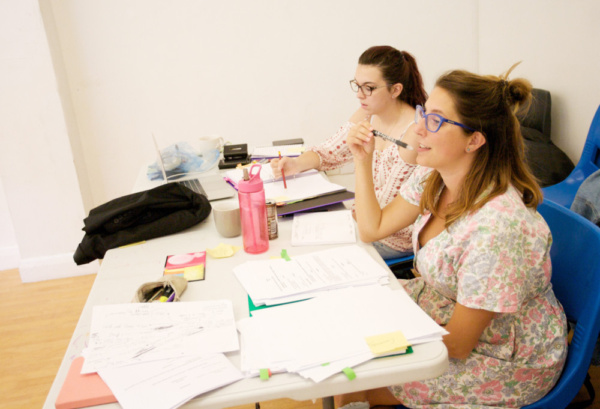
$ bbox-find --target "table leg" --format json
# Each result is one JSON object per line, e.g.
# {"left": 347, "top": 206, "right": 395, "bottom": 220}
{"left": 322, "top": 396, "right": 334, "bottom": 409}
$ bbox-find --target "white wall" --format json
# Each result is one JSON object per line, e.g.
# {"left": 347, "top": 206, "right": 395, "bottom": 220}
{"left": 0, "top": 0, "right": 598, "bottom": 281}
{"left": 479, "top": 1, "right": 600, "bottom": 161}
{"left": 46, "top": 0, "right": 479, "bottom": 206}
{"left": 0, "top": 0, "right": 98, "bottom": 281}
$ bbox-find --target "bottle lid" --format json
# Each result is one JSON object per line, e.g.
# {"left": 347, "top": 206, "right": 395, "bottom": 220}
{"left": 238, "top": 164, "right": 264, "bottom": 193}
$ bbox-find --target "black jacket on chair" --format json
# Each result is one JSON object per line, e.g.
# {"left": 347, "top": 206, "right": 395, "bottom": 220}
{"left": 73, "top": 183, "right": 211, "bottom": 265}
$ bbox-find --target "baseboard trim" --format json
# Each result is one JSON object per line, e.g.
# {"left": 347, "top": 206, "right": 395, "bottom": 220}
{"left": 18, "top": 253, "right": 99, "bottom": 282}
{"left": 0, "top": 245, "right": 20, "bottom": 270}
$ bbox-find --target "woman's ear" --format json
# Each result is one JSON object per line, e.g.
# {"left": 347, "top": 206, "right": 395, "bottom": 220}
{"left": 391, "top": 83, "right": 403, "bottom": 99}
{"left": 466, "top": 131, "right": 486, "bottom": 153}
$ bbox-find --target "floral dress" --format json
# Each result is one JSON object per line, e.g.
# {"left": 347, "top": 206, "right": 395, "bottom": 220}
{"left": 389, "top": 167, "right": 568, "bottom": 408}
{"left": 308, "top": 122, "right": 416, "bottom": 252}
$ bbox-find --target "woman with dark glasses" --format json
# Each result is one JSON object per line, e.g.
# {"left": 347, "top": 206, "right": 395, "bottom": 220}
{"left": 271, "top": 45, "right": 426, "bottom": 260}
{"left": 338, "top": 66, "right": 567, "bottom": 408}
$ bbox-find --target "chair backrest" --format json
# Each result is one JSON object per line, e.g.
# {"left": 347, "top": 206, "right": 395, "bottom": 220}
{"left": 523, "top": 199, "right": 600, "bottom": 408}
{"left": 519, "top": 88, "right": 552, "bottom": 140}
{"left": 575, "top": 104, "right": 600, "bottom": 181}
{"left": 542, "top": 104, "right": 600, "bottom": 208}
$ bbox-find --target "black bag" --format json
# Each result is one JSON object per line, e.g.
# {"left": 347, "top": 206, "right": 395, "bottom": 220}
{"left": 73, "top": 183, "right": 211, "bottom": 265}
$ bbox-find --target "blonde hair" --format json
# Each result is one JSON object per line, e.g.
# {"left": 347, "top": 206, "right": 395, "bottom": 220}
{"left": 421, "top": 63, "right": 542, "bottom": 227}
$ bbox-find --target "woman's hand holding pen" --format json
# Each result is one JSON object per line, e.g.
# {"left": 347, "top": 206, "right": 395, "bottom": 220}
{"left": 347, "top": 118, "right": 375, "bottom": 162}
{"left": 270, "top": 156, "right": 302, "bottom": 178}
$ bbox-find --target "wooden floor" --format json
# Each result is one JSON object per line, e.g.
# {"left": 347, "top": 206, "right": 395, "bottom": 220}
{"left": 0, "top": 267, "right": 598, "bottom": 409}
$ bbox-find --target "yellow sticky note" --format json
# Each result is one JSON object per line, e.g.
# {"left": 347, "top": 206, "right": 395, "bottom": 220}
{"left": 119, "top": 241, "right": 146, "bottom": 248}
{"left": 365, "top": 331, "right": 410, "bottom": 356}
{"left": 206, "top": 243, "right": 241, "bottom": 258}
{"left": 288, "top": 147, "right": 305, "bottom": 153}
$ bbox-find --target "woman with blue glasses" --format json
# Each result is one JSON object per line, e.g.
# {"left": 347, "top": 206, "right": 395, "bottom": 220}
{"left": 271, "top": 45, "right": 426, "bottom": 261}
{"left": 337, "top": 66, "right": 568, "bottom": 408}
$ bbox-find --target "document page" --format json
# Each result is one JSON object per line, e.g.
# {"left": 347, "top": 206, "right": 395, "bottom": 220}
{"left": 99, "top": 354, "right": 243, "bottom": 409}
{"left": 291, "top": 209, "right": 356, "bottom": 246}
{"left": 82, "top": 300, "right": 239, "bottom": 374}
{"left": 233, "top": 245, "right": 389, "bottom": 305}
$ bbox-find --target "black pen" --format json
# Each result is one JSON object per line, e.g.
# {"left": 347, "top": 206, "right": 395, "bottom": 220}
{"left": 372, "top": 130, "right": 414, "bottom": 150}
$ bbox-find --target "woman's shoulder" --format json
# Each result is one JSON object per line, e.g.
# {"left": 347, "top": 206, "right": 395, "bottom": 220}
{"left": 470, "top": 187, "right": 550, "bottom": 236}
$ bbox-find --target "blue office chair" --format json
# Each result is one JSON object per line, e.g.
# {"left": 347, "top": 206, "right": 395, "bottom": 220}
{"left": 542, "top": 105, "right": 600, "bottom": 208}
{"left": 395, "top": 199, "right": 600, "bottom": 409}
{"left": 385, "top": 255, "right": 414, "bottom": 280}
{"left": 523, "top": 199, "right": 600, "bottom": 408}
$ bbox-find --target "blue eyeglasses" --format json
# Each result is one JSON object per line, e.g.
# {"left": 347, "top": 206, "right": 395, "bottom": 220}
{"left": 415, "top": 105, "right": 476, "bottom": 133}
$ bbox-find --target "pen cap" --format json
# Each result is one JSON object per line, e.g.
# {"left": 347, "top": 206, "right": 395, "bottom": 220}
{"left": 238, "top": 164, "right": 264, "bottom": 194}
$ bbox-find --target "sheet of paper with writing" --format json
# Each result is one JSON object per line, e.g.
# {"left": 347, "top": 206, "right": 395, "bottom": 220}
{"left": 99, "top": 354, "right": 242, "bottom": 409}
{"left": 291, "top": 209, "right": 356, "bottom": 246}
{"left": 81, "top": 300, "right": 239, "bottom": 374}
{"left": 233, "top": 245, "right": 389, "bottom": 306}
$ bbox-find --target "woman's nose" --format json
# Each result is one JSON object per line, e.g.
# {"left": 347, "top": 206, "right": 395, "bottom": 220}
{"left": 414, "top": 116, "right": 427, "bottom": 136}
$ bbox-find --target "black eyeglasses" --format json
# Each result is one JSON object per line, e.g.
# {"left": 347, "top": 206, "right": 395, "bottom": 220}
{"left": 415, "top": 105, "right": 476, "bottom": 133}
{"left": 349, "top": 80, "right": 388, "bottom": 96}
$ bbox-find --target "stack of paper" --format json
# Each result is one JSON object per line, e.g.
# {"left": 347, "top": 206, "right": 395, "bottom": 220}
{"left": 233, "top": 245, "right": 390, "bottom": 306}
{"left": 81, "top": 300, "right": 243, "bottom": 409}
{"left": 237, "top": 285, "right": 447, "bottom": 383}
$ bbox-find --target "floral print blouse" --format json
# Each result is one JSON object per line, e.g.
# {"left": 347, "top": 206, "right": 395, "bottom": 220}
{"left": 390, "top": 166, "right": 568, "bottom": 408}
{"left": 308, "top": 122, "right": 416, "bottom": 252}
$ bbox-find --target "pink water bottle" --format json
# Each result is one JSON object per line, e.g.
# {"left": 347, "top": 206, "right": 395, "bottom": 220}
{"left": 238, "top": 164, "right": 269, "bottom": 254}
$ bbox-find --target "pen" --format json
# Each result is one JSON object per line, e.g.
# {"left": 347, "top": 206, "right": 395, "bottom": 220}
{"left": 372, "top": 130, "right": 414, "bottom": 151}
{"left": 278, "top": 151, "right": 287, "bottom": 189}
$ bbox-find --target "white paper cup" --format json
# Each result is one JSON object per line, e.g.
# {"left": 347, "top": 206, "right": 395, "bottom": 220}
{"left": 212, "top": 200, "right": 241, "bottom": 238}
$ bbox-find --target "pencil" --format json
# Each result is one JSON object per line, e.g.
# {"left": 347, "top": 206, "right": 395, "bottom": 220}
{"left": 279, "top": 151, "right": 287, "bottom": 189}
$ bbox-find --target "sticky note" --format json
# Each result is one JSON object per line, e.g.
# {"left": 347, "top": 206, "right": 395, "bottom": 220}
{"left": 365, "top": 331, "right": 410, "bottom": 356}
{"left": 259, "top": 368, "right": 271, "bottom": 380}
{"left": 206, "top": 243, "right": 241, "bottom": 258}
{"left": 281, "top": 249, "right": 291, "bottom": 261}
{"left": 342, "top": 367, "right": 356, "bottom": 380}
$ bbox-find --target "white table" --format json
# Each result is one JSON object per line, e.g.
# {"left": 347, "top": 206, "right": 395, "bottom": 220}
{"left": 43, "top": 170, "right": 448, "bottom": 409}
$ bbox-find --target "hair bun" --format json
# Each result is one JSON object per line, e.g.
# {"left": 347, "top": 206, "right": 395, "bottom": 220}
{"left": 504, "top": 78, "right": 532, "bottom": 111}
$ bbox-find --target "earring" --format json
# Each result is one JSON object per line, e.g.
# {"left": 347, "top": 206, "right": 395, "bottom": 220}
{"left": 467, "top": 147, "right": 471, "bottom": 152}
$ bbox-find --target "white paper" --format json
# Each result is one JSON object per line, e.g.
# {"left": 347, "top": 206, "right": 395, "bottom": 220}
{"left": 82, "top": 300, "right": 239, "bottom": 373}
{"left": 99, "top": 354, "right": 243, "bottom": 409}
{"left": 237, "top": 286, "right": 447, "bottom": 382}
{"left": 233, "top": 245, "right": 390, "bottom": 306}
{"left": 291, "top": 210, "right": 356, "bottom": 246}
{"left": 263, "top": 172, "right": 346, "bottom": 204}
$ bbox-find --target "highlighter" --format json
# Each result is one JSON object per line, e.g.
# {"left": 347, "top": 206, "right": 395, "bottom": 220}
{"left": 159, "top": 286, "right": 174, "bottom": 302}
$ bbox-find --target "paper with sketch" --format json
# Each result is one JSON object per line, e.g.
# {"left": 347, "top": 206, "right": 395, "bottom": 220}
{"left": 233, "top": 245, "right": 389, "bottom": 306}
{"left": 291, "top": 209, "right": 356, "bottom": 246}
{"left": 99, "top": 354, "right": 243, "bottom": 409}
{"left": 82, "top": 300, "right": 239, "bottom": 374}
{"left": 237, "top": 285, "right": 447, "bottom": 382}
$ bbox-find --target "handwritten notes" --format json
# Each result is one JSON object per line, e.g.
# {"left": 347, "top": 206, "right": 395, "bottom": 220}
{"left": 82, "top": 300, "right": 239, "bottom": 374}
{"left": 291, "top": 210, "right": 356, "bottom": 246}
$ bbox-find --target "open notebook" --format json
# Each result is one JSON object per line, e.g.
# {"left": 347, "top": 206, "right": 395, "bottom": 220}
{"left": 224, "top": 167, "right": 348, "bottom": 206}
{"left": 152, "top": 135, "right": 235, "bottom": 201}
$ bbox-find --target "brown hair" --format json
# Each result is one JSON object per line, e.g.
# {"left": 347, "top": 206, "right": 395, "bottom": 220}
{"left": 358, "top": 46, "right": 427, "bottom": 108}
{"left": 420, "top": 63, "right": 542, "bottom": 227}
